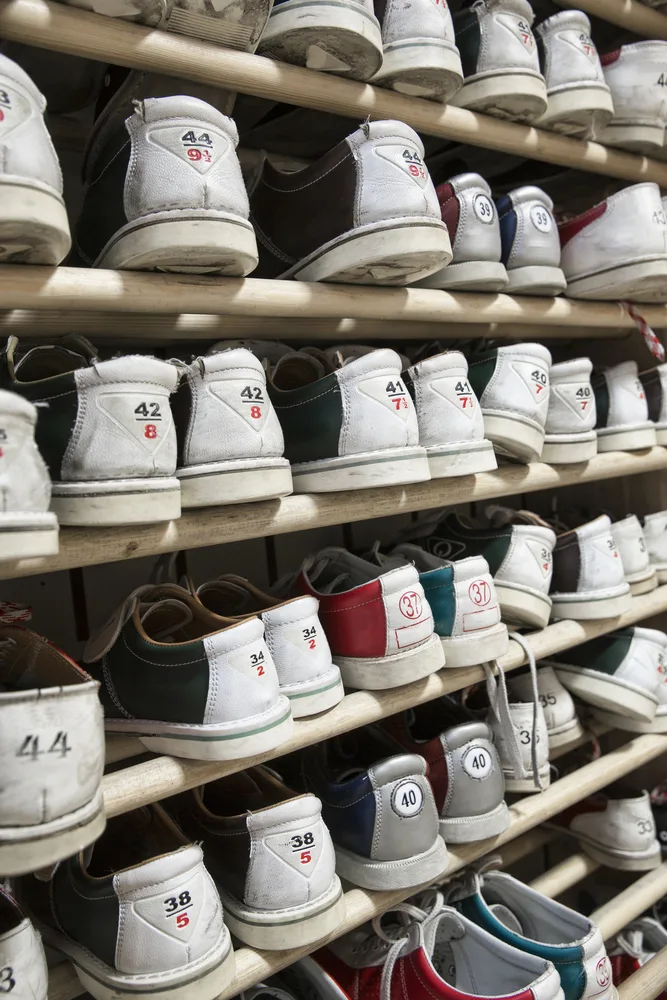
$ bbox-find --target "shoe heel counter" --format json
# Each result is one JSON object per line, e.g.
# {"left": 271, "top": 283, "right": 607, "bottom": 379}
{"left": 0, "top": 405, "right": 51, "bottom": 514}
{"left": 124, "top": 99, "right": 249, "bottom": 222}
{"left": 0, "top": 919, "right": 48, "bottom": 1000}
{"left": 482, "top": 349, "right": 551, "bottom": 428}
{"left": 444, "top": 725, "right": 506, "bottom": 819}
{"left": 452, "top": 561, "right": 501, "bottom": 636}
{"left": 509, "top": 198, "right": 561, "bottom": 269}
{"left": 608, "top": 368, "right": 651, "bottom": 428}
{"left": 114, "top": 848, "right": 225, "bottom": 974}
{"left": 382, "top": 0, "right": 455, "bottom": 45}
{"left": 412, "top": 364, "right": 486, "bottom": 448}
{"left": 0, "top": 683, "right": 104, "bottom": 828}
{"left": 546, "top": 377, "right": 597, "bottom": 435}
{"left": 581, "top": 934, "right": 614, "bottom": 1000}
{"left": 338, "top": 361, "right": 421, "bottom": 453}
{"left": 381, "top": 566, "right": 435, "bottom": 656}
{"left": 204, "top": 617, "right": 283, "bottom": 722}
{"left": 263, "top": 598, "right": 334, "bottom": 689}
{"left": 540, "top": 23, "right": 604, "bottom": 90}
{"left": 577, "top": 524, "right": 627, "bottom": 592}
{"left": 491, "top": 701, "right": 549, "bottom": 776}
{"left": 454, "top": 184, "right": 503, "bottom": 264}
{"left": 495, "top": 527, "right": 554, "bottom": 596}
{"left": 349, "top": 127, "right": 441, "bottom": 228}
{"left": 478, "top": 5, "right": 540, "bottom": 74}
{"left": 0, "top": 71, "right": 63, "bottom": 193}
{"left": 370, "top": 762, "right": 441, "bottom": 860}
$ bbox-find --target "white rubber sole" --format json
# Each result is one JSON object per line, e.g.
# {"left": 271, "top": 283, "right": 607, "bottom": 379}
{"left": 334, "top": 632, "right": 445, "bottom": 690}
{"left": 177, "top": 457, "right": 292, "bottom": 507}
{"left": 0, "top": 179, "right": 71, "bottom": 265}
{"left": 440, "top": 621, "right": 509, "bottom": 668}
{"left": 597, "top": 423, "right": 658, "bottom": 452}
{"left": 593, "top": 706, "right": 667, "bottom": 734}
{"left": 483, "top": 412, "right": 545, "bottom": 463}
{"left": 291, "top": 446, "right": 430, "bottom": 493}
{"left": 566, "top": 257, "right": 667, "bottom": 302}
{"left": 548, "top": 715, "right": 586, "bottom": 750}
{"left": 282, "top": 667, "right": 344, "bottom": 718}
{"left": 258, "top": 0, "right": 383, "bottom": 80}
{"left": 629, "top": 570, "right": 658, "bottom": 595}
{"left": 505, "top": 265, "right": 567, "bottom": 296}
{"left": 540, "top": 432, "right": 597, "bottom": 464}
{"left": 41, "top": 922, "right": 235, "bottom": 1000}
{"left": 95, "top": 211, "right": 259, "bottom": 276}
{"left": 450, "top": 70, "right": 548, "bottom": 123}
{"left": 575, "top": 834, "right": 662, "bottom": 872}
{"left": 439, "top": 800, "right": 510, "bottom": 843}
{"left": 504, "top": 762, "right": 551, "bottom": 793}
{"left": 598, "top": 120, "right": 666, "bottom": 154}
{"left": 334, "top": 834, "right": 448, "bottom": 889}
{"left": 105, "top": 697, "right": 293, "bottom": 760}
{"left": 426, "top": 439, "right": 497, "bottom": 479}
{"left": 283, "top": 218, "right": 452, "bottom": 285}
{"left": 495, "top": 582, "right": 552, "bottom": 629}
{"left": 550, "top": 587, "right": 632, "bottom": 621}
{"left": 553, "top": 665, "right": 659, "bottom": 722}
{"left": 417, "top": 259, "right": 508, "bottom": 292}
{"left": 0, "top": 511, "right": 59, "bottom": 560}
{"left": 538, "top": 83, "right": 613, "bottom": 136}
{"left": 0, "top": 795, "right": 105, "bottom": 877}
{"left": 50, "top": 478, "right": 181, "bottom": 526}
{"left": 656, "top": 426, "right": 667, "bottom": 445}
{"left": 219, "top": 876, "right": 345, "bottom": 950}
{"left": 372, "top": 39, "right": 462, "bottom": 100}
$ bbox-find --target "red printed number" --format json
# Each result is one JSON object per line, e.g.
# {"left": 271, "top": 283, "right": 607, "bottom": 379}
{"left": 409, "top": 164, "right": 426, "bottom": 180}
{"left": 144, "top": 424, "right": 157, "bottom": 439}
{"left": 468, "top": 579, "right": 491, "bottom": 606}
{"left": 308, "top": 639, "right": 316, "bottom": 649}
{"left": 300, "top": 851, "right": 312, "bottom": 865}
{"left": 394, "top": 397, "right": 408, "bottom": 410}
{"left": 187, "top": 149, "right": 212, "bottom": 162}
{"left": 176, "top": 913, "right": 189, "bottom": 928}
{"left": 250, "top": 406, "right": 262, "bottom": 418}
{"left": 399, "top": 592, "right": 423, "bottom": 619}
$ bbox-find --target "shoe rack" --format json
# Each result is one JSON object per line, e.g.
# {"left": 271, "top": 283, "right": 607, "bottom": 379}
{"left": 2, "top": 0, "right": 667, "bottom": 997}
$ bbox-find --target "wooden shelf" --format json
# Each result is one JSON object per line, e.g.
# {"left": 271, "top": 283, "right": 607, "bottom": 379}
{"left": 618, "top": 945, "right": 667, "bottom": 1000}
{"left": 49, "top": 734, "right": 667, "bottom": 1000}
{"left": 5, "top": 449, "right": 666, "bottom": 582}
{"left": 1, "top": 266, "right": 667, "bottom": 328}
{"left": 102, "top": 584, "right": 667, "bottom": 814}
{"left": 530, "top": 852, "right": 600, "bottom": 898}
{"left": 1, "top": 0, "right": 666, "bottom": 185}
{"left": 592, "top": 864, "right": 667, "bottom": 941}
{"left": 555, "top": 0, "right": 667, "bottom": 39}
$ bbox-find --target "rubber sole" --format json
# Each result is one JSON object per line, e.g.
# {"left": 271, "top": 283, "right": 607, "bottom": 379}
{"left": 0, "top": 799, "right": 105, "bottom": 877}
{"left": 540, "top": 432, "right": 597, "bottom": 464}
{"left": 426, "top": 439, "right": 498, "bottom": 479}
{"left": 439, "top": 800, "right": 510, "bottom": 843}
{"left": 282, "top": 218, "right": 452, "bottom": 285}
{"left": 597, "top": 423, "right": 658, "bottom": 452}
{"left": 629, "top": 571, "right": 659, "bottom": 595}
{"left": 218, "top": 877, "right": 345, "bottom": 950}
{"left": 258, "top": 0, "right": 382, "bottom": 79}
{"left": 440, "top": 621, "right": 509, "bottom": 668}
{"left": 50, "top": 478, "right": 181, "bottom": 526}
{"left": 0, "top": 511, "right": 59, "bottom": 560}
{"left": 334, "top": 632, "right": 445, "bottom": 690}
{"left": 598, "top": 120, "right": 666, "bottom": 154}
{"left": 372, "top": 38, "right": 462, "bottom": 100}
{"left": 656, "top": 426, "right": 667, "bottom": 444}
{"left": 95, "top": 212, "right": 259, "bottom": 276}
{"left": 450, "top": 70, "right": 548, "bottom": 123}
{"left": 483, "top": 412, "right": 545, "bottom": 463}
{"left": 505, "top": 265, "right": 567, "bottom": 296}
{"left": 538, "top": 82, "right": 613, "bottom": 137}
{"left": 105, "top": 697, "right": 293, "bottom": 760}
{"left": 282, "top": 668, "right": 344, "bottom": 718}
{"left": 575, "top": 835, "right": 662, "bottom": 872}
{"left": 495, "top": 582, "right": 552, "bottom": 629}
{"left": 416, "top": 259, "right": 508, "bottom": 292}
{"left": 0, "top": 180, "right": 71, "bottom": 265}
{"left": 504, "top": 762, "right": 551, "bottom": 793}
{"left": 548, "top": 715, "right": 586, "bottom": 750}
{"left": 593, "top": 706, "right": 667, "bottom": 733}
{"left": 550, "top": 588, "right": 632, "bottom": 621}
{"left": 291, "top": 446, "right": 430, "bottom": 493}
{"left": 553, "top": 664, "right": 659, "bottom": 722}
{"left": 566, "top": 257, "right": 667, "bottom": 302}
{"left": 177, "top": 458, "right": 293, "bottom": 507}
{"left": 334, "top": 834, "right": 448, "bottom": 889}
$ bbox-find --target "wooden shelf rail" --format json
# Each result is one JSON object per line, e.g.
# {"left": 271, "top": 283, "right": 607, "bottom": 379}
{"left": 4, "top": 448, "right": 667, "bottom": 582}
{"left": 1, "top": 266, "right": 667, "bottom": 326}
{"left": 102, "top": 584, "right": 667, "bottom": 814}
{"left": 592, "top": 864, "right": 667, "bottom": 941}
{"left": 50, "top": 734, "right": 667, "bottom": 1000}
{"left": 530, "top": 852, "right": 601, "bottom": 898}
{"left": 2, "top": 0, "right": 667, "bottom": 185}
{"left": 555, "top": 0, "right": 667, "bottom": 39}
{"left": 618, "top": 945, "right": 667, "bottom": 1000}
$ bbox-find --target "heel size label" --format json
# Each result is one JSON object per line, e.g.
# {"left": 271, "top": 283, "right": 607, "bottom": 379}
{"left": 208, "top": 378, "right": 270, "bottom": 430}
{"left": 357, "top": 376, "right": 413, "bottom": 421}
{"left": 148, "top": 126, "right": 228, "bottom": 174}
{"left": 0, "top": 86, "right": 30, "bottom": 141}
{"left": 133, "top": 873, "right": 204, "bottom": 942}
{"left": 374, "top": 146, "right": 429, "bottom": 189}
{"left": 264, "top": 827, "right": 322, "bottom": 875}
{"left": 96, "top": 392, "right": 172, "bottom": 454}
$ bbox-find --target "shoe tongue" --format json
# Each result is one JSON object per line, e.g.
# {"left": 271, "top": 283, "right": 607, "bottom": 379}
{"left": 139, "top": 599, "right": 195, "bottom": 642}
{"left": 14, "top": 341, "right": 95, "bottom": 380}
{"left": 198, "top": 579, "right": 253, "bottom": 615}
{"left": 271, "top": 352, "right": 327, "bottom": 389}
{"left": 489, "top": 902, "right": 525, "bottom": 935}
{"left": 486, "top": 504, "right": 551, "bottom": 529}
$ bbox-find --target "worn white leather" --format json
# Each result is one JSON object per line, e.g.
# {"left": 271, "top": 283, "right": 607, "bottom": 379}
{"left": 63, "top": 356, "right": 178, "bottom": 482}
{"left": 448, "top": 555, "right": 501, "bottom": 636}
{"left": 0, "top": 52, "right": 63, "bottom": 194}
{"left": 252, "top": 595, "right": 334, "bottom": 690}
{"left": 566, "top": 515, "right": 627, "bottom": 595}
{"left": 477, "top": 343, "right": 552, "bottom": 432}
{"left": 114, "top": 844, "right": 224, "bottom": 974}
{"left": 124, "top": 97, "right": 250, "bottom": 223}
{"left": 501, "top": 188, "right": 561, "bottom": 270}
{"left": 177, "top": 350, "right": 284, "bottom": 467}
{"left": 336, "top": 349, "right": 420, "bottom": 454}
{"left": 448, "top": 173, "right": 502, "bottom": 264}
{"left": 611, "top": 515, "right": 652, "bottom": 581}
{"left": 202, "top": 616, "right": 282, "bottom": 724}
{"left": 244, "top": 794, "right": 337, "bottom": 909}
{"left": 495, "top": 523, "right": 556, "bottom": 597}
{"left": 536, "top": 11, "right": 607, "bottom": 92}
{"left": 0, "top": 390, "right": 51, "bottom": 514}
{"left": 368, "top": 756, "right": 441, "bottom": 861}
{"left": 600, "top": 43, "right": 667, "bottom": 139}
{"left": 0, "top": 907, "right": 47, "bottom": 1000}
{"left": 469, "top": 0, "right": 541, "bottom": 75}
{"left": 345, "top": 121, "right": 440, "bottom": 228}
{"left": 570, "top": 791, "right": 657, "bottom": 853}
{"left": 509, "top": 665, "right": 577, "bottom": 734}
{"left": 380, "top": 0, "right": 456, "bottom": 49}
{"left": 644, "top": 510, "right": 667, "bottom": 567}
{"left": 408, "top": 351, "right": 487, "bottom": 449}
{"left": 611, "top": 627, "right": 665, "bottom": 694}
{"left": 581, "top": 929, "right": 615, "bottom": 1000}
{"left": 646, "top": 362, "right": 667, "bottom": 427}
{"left": 545, "top": 358, "right": 596, "bottom": 436}
{"left": 601, "top": 360, "right": 651, "bottom": 432}
{"left": 560, "top": 184, "right": 667, "bottom": 282}
{"left": 488, "top": 700, "right": 548, "bottom": 780}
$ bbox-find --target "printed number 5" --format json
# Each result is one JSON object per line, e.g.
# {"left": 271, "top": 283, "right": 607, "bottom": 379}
{"left": 176, "top": 913, "right": 189, "bottom": 928}
{"left": 300, "top": 850, "right": 311, "bottom": 864}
